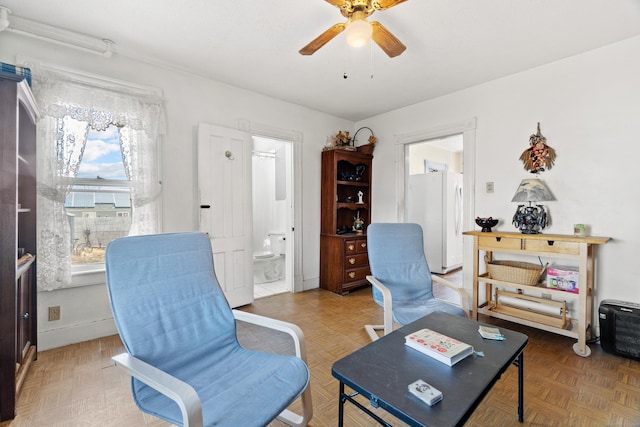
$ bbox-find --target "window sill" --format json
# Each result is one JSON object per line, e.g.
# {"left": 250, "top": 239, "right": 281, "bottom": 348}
{"left": 70, "top": 263, "right": 106, "bottom": 288}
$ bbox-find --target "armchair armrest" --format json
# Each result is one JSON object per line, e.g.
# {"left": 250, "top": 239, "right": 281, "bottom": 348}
{"left": 112, "top": 353, "right": 203, "bottom": 427}
{"left": 366, "top": 275, "right": 394, "bottom": 338}
{"left": 232, "top": 310, "right": 307, "bottom": 361}
{"left": 232, "top": 310, "right": 313, "bottom": 427}
{"left": 431, "top": 274, "right": 470, "bottom": 318}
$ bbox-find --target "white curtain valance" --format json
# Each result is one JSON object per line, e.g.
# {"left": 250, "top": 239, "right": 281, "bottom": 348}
{"left": 32, "top": 71, "right": 165, "bottom": 135}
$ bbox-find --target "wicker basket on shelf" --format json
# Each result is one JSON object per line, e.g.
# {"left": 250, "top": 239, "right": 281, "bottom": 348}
{"left": 353, "top": 126, "right": 376, "bottom": 155}
{"left": 486, "top": 257, "right": 547, "bottom": 286}
{"left": 356, "top": 143, "right": 375, "bottom": 155}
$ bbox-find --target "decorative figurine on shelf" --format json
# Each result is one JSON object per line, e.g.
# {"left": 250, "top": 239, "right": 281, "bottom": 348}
{"left": 335, "top": 131, "right": 351, "bottom": 147}
{"left": 323, "top": 130, "right": 356, "bottom": 151}
{"left": 475, "top": 217, "right": 499, "bottom": 232}
{"left": 519, "top": 122, "right": 556, "bottom": 174}
{"left": 353, "top": 211, "right": 364, "bottom": 234}
{"left": 513, "top": 204, "right": 548, "bottom": 234}
{"left": 357, "top": 191, "right": 364, "bottom": 204}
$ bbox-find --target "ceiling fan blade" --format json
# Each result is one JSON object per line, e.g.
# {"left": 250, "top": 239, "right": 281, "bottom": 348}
{"left": 374, "top": 0, "right": 408, "bottom": 10}
{"left": 299, "top": 23, "right": 346, "bottom": 55}
{"left": 371, "top": 21, "right": 406, "bottom": 57}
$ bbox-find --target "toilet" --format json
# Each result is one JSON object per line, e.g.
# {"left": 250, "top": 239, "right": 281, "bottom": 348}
{"left": 253, "top": 232, "right": 285, "bottom": 284}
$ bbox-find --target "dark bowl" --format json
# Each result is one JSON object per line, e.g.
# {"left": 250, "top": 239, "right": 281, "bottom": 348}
{"left": 475, "top": 218, "right": 499, "bottom": 232}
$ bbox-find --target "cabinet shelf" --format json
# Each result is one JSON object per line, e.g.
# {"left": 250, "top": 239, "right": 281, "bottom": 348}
{"left": 477, "top": 306, "right": 578, "bottom": 339}
{"left": 477, "top": 273, "right": 580, "bottom": 300}
{"left": 337, "top": 203, "right": 369, "bottom": 210}
{"left": 17, "top": 255, "right": 35, "bottom": 277}
{"left": 337, "top": 180, "right": 369, "bottom": 187}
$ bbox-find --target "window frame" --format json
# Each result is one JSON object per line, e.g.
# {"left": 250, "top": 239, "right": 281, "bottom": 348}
{"left": 66, "top": 179, "right": 133, "bottom": 273}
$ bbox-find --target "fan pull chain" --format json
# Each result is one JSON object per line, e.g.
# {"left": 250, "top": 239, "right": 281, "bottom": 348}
{"left": 370, "top": 42, "right": 374, "bottom": 79}
{"left": 343, "top": 39, "right": 349, "bottom": 79}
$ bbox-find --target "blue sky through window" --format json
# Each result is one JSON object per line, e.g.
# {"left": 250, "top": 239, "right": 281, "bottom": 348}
{"left": 76, "top": 124, "right": 127, "bottom": 180}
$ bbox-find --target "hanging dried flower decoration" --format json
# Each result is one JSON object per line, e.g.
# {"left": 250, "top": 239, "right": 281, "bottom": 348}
{"left": 519, "top": 122, "right": 556, "bottom": 174}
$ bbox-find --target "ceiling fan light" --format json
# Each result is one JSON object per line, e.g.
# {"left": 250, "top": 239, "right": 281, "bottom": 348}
{"left": 345, "top": 19, "right": 372, "bottom": 48}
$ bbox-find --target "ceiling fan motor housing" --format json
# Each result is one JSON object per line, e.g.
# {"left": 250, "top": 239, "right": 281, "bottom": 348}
{"left": 340, "top": 0, "right": 376, "bottom": 19}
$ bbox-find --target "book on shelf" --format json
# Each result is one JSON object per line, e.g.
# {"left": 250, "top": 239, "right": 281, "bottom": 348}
{"left": 478, "top": 325, "right": 505, "bottom": 340}
{"left": 17, "top": 253, "right": 34, "bottom": 267}
{"left": 405, "top": 328, "right": 474, "bottom": 366}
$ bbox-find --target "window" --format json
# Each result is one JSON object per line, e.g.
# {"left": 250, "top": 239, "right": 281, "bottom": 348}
{"left": 64, "top": 125, "right": 133, "bottom": 265}
{"left": 32, "top": 64, "right": 164, "bottom": 291}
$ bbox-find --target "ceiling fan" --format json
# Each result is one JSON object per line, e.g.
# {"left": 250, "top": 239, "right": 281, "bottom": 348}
{"left": 299, "top": 0, "right": 407, "bottom": 58}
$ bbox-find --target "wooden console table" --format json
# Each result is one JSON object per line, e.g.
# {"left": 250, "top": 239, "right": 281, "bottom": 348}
{"left": 464, "top": 231, "right": 610, "bottom": 357}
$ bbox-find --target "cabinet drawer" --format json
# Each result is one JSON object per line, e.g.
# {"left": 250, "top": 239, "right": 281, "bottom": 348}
{"left": 478, "top": 236, "right": 521, "bottom": 251}
{"left": 345, "top": 238, "right": 368, "bottom": 254}
{"left": 524, "top": 239, "right": 580, "bottom": 255}
{"left": 345, "top": 266, "right": 370, "bottom": 283}
{"left": 345, "top": 253, "right": 368, "bottom": 268}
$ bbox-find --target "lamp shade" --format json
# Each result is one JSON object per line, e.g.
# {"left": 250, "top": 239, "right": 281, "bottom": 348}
{"left": 345, "top": 19, "right": 372, "bottom": 48}
{"left": 511, "top": 179, "right": 554, "bottom": 203}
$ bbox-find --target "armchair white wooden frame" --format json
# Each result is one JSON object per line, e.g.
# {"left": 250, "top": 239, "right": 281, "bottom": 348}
{"left": 364, "top": 275, "right": 470, "bottom": 342}
{"left": 112, "top": 309, "right": 313, "bottom": 427}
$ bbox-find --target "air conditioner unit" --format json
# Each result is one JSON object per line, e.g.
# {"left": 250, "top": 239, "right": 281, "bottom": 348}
{"left": 598, "top": 300, "right": 640, "bottom": 360}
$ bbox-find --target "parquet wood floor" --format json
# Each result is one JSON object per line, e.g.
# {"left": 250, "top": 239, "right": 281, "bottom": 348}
{"left": 3, "top": 285, "right": 639, "bottom": 426}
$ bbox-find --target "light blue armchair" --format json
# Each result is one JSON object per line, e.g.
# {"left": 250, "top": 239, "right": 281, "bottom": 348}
{"left": 365, "top": 223, "right": 469, "bottom": 341}
{"left": 105, "top": 232, "right": 312, "bottom": 427}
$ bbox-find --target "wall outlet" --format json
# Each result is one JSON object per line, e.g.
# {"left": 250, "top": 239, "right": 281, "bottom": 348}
{"left": 48, "top": 306, "right": 61, "bottom": 321}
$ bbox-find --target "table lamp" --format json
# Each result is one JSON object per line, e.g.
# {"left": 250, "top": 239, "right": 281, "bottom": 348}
{"left": 511, "top": 179, "right": 554, "bottom": 234}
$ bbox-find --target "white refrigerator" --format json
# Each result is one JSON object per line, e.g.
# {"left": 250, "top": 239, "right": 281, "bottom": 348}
{"left": 407, "top": 171, "right": 463, "bottom": 274}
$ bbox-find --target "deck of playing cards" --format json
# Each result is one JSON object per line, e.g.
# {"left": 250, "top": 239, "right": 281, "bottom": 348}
{"left": 408, "top": 379, "right": 443, "bottom": 406}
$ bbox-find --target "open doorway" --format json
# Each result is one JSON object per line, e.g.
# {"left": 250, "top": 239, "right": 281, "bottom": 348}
{"left": 251, "top": 136, "right": 294, "bottom": 299}
{"left": 405, "top": 134, "right": 464, "bottom": 289}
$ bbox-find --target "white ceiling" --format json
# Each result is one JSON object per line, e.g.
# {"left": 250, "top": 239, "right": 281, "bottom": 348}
{"left": 2, "top": 0, "right": 640, "bottom": 121}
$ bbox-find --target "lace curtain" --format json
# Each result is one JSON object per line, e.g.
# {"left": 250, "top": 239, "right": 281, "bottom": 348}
{"left": 31, "top": 70, "right": 165, "bottom": 291}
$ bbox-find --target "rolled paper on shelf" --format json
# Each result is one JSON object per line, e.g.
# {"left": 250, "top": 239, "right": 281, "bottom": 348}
{"left": 497, "top": 294, "right": 563, "bottom": 316}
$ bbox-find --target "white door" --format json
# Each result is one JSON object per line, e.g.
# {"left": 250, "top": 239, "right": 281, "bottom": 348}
{"left": 197, "top": 123, "right": 253, "bottom": 308}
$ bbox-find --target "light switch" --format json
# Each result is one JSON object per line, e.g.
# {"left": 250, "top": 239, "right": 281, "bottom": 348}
{"left": 486, "top": 182, "right": 494, "bottom": 193}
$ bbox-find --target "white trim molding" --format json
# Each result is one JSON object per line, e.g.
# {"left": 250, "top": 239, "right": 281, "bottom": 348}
{"left": 394, "top": 117, "right": 477, "bottom": 292}
{"left": 236, "top": 119, "right": 305, "bottom": 292}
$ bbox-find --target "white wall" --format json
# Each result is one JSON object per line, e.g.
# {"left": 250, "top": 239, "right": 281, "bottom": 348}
{"left": 1, "top": 33, "right": 351, "bottom": 350}
{"left": 5, "top": 30, "right": 639, "bottom": 349}
{"left": 358, "top": 36, "right": 640, "bottom": 315}
{"left": 252, "top": 150, "right": 288, "bottom": 253}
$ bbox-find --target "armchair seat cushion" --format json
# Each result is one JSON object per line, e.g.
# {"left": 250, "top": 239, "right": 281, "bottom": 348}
{"left": 134, "top": 348, "right": 309, "bottom": 427}
{"left": 392, "top": 300, "right": 467, "bottom": 325}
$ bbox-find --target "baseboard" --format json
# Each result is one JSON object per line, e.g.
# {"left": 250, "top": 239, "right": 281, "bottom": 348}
{"left": 38, "top": 317, "right": 117, "bottom": 351}
{"left": 302, "top": 276, "right": 319, "bottom": 291}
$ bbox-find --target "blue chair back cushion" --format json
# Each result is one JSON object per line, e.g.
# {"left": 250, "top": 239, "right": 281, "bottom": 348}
{"left": 106, "top": 232, "right": 309, "bottom": 427}
{"left": 367, "top": 223, "right": 465, "bottom": 324}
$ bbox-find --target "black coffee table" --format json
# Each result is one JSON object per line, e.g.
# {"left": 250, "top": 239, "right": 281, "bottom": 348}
{"left": 332, "top": 312, "right": 528, "bottom": 426}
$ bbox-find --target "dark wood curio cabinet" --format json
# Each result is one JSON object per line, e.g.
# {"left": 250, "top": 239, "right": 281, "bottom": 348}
{"left": 320, "top": 149, "right": 372, "bottom": 294}
{"left": 0, "top": 74, "right": 39, "bottom": 421}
